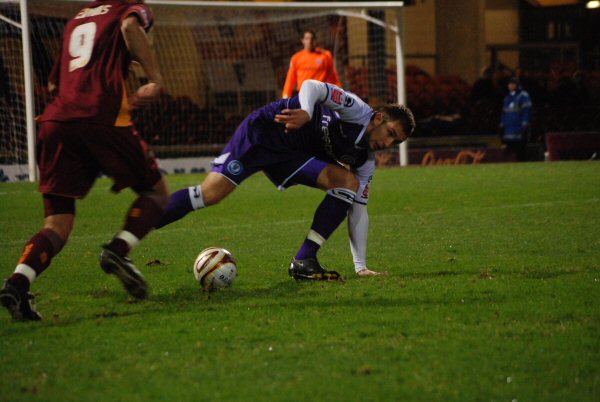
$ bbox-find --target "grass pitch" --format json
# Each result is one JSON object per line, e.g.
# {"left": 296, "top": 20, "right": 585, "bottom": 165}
{"left": 0, "top": 161, "right": 599, "bottom": 402}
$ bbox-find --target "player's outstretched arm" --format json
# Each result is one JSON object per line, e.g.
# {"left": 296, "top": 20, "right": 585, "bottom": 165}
{"left": 299, "top": 80, "right": 372, "bottom": 124}
{"left": 121, "top": 15, "right": 162, "bottom": 107}
{"left": 47, "top": 46, "right": 62, "bottom": 95}
{"left": 282, "top": 57, "right": 298, "bottom": 98}
{"left": 348, "top": 159, "right": 388, "bottom": 278}
{"left": 349, "top": 208, "right": 387, "bottom": 278}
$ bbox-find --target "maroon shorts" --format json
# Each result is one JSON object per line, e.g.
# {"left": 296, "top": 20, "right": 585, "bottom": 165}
{"left": 37, "top": 121, "right": 162, "bottom": 198}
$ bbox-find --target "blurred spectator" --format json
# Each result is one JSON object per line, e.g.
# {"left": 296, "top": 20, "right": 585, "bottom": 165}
{"left": 470, "top": 68, "right": 496, "bottom": 103}
{"left": 514, "top": 67, "right": 544, "bottom": 105}
{"left": 550, "top": 70, "right": 589, "bottom": 107}
{"left": 499, "top": 76, "right": 532, "bottom": 161}
{"left": 281, "top": 30, "right": 341, "bottom": 98}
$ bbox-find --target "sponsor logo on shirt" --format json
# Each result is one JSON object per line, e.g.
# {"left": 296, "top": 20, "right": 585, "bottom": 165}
{"left": 320, "top": 115, "right": 335, "bottom": 159}
{"left": 330, "top": 88, "right": 355, "bottom": 108}
{"left": 330, "top": 88, "right": 344, "bottom": 105}
{"left": 75, "top": 5, "right": 111, "bottom": 19}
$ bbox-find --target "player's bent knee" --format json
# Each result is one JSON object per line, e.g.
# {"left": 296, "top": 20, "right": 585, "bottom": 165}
{"left": 138, "top": 178, "right": 170, "bottom": 210}
{"left": 147, "top": 192, "right": 170, "bottom": 210}
{"left": 43, "top": 193, "right": 75, "bottom": 217}
{"left": 319, "top": 165, "right": 359, "bottom": 191}
{"left": 327, "top": 187, "right": 356, "bottom": 204}
{"left": 331, "top": 170, "right": 359, "bottom": 191}
{"left": 201, "top": 173, "right": 236, "bottom": 206}
{"left": 345, "top": 173, "right": 359, "bottom": 192}
{"left": 201, "top": 187, "right": 230, "bottom": 206}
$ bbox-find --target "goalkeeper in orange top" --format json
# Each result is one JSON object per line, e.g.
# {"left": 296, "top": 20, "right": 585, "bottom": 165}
{"left": 282, "top": 30, "right": 341, "bottom": 98}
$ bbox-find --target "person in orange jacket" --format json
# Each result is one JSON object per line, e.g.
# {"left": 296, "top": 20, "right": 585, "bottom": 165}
{"left": 282, "top": 30, "right": 341, "bottom": 98}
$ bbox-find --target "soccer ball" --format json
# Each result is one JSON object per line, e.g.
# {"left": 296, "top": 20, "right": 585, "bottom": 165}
{"left": 193, "top": 247, "right": 237, "bottom": 291}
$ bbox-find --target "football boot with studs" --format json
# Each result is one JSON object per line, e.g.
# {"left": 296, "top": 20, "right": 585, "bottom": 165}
{"left": 0, "top": 279, "right": 43, "bottom": 321}
{"left": 289, "top": 257, "right": 342, "bottom": 281}
{"left": 100, "top": 246, "right": 148, "bottom": 300}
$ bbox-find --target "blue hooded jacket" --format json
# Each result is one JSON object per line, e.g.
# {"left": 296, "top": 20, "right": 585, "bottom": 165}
{"left": 500, "top": 87, "right": 532, "bottom": 142}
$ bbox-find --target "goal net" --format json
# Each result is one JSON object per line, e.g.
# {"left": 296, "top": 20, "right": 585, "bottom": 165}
{"left": 0, "top": 0, "right": 405, "bottom": 177}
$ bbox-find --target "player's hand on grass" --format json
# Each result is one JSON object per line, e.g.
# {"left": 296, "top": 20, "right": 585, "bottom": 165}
{"left": 130, "top": 81, "right": 161, "bottom": 109}
{"left": 356, "top": 268, "right": 388, "bottom": 277}
{"left": 274, "top": 109, "right": 310, "bottom": 132}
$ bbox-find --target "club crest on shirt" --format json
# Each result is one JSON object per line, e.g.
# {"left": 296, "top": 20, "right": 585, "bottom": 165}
{"left": 227, "top": 160, "right": 243, "bottom": 175}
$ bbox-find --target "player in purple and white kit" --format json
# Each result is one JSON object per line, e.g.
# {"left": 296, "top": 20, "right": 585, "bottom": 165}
{"left": 157, "top": 80, "right": 415, "bottom": 280}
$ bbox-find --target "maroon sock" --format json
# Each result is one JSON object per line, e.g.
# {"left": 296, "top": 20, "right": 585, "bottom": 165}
{"left": 11, "top": 228, "right": 65, "bottom": 292}
{"left": 106, "top": 196, "right": 164, "bottom": 257}
{"left": 105, "top": 238, "right": 130, "bottom": 258}
{"left": 125, "top": 195, "right": 164, "bottom": 239}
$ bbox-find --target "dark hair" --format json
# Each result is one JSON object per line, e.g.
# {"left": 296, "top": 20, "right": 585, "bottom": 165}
{"left": 378, "top": 104, "right": 416, "bottom": 137}
{"left": 508, "top": 76, "right": 520, "bottom": 85}
{"left": 303, "top": 30, "right": 316, "bottom": 38}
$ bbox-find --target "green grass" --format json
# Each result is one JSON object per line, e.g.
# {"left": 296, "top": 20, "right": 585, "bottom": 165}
{"left": 1, "top": 161, "right": 599, "bottom": 402}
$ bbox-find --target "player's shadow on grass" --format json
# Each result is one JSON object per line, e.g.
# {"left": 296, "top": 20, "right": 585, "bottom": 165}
{"left": 0, "top": 280, "right": 326, "bottom": 329}
{"left": 151, "top": 278, "right": 319, "bottom": 306}
{"left": 2, "top": 269, "right": 531, "bottom": 329}
{"left": 149, "top": 278, "right": 507, "bottom": 311}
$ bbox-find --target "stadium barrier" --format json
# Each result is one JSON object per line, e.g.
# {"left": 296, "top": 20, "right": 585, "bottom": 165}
{"left": 375, "top": 135, "right": 513, "bottom": 166}
{"left": 0, "top": 157, "right": 216, "bottom": 183}
{"left": 376, "top": 135, "right": 544, "bottom": 166}
{"left": 545, "top": 131, "right": 600, "bottom": 161}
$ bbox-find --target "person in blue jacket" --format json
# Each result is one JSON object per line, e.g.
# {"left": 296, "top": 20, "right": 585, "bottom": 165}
{"left": 499, "top": 76, "right": 532, "bottom": 161}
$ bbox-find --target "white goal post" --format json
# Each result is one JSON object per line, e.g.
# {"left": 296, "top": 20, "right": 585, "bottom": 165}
{"left": 1, "top": 0, "right": 409, "bottom": 182}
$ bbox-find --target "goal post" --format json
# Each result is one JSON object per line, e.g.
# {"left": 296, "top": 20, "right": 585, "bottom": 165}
{"left": 0, "top": 0, "right": 409, "bottom": 182}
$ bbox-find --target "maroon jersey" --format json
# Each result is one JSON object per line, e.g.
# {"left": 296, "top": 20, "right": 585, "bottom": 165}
{"left": 40, "top": 1, "right": 153, "bottom": 127}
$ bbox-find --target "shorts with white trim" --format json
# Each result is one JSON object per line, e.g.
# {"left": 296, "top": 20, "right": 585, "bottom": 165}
{"left": 211, "top": 116, "right": 329, "bottom": 189}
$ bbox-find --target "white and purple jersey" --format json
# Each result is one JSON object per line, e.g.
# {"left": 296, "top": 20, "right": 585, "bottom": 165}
{"left": 212, "top": 81, "right": 374, "bottom": 194}
{"left": 253, "top": 89, "right": 372, "bottom": 168}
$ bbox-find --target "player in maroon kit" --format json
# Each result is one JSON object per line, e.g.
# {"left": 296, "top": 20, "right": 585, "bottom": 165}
{"left": 0, "top": 0, "right": 168, "bottom": 321}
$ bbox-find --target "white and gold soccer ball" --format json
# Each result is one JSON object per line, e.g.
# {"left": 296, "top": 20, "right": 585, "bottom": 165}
{"left": 193, "top": 247, "right": 237, "bottom": 291}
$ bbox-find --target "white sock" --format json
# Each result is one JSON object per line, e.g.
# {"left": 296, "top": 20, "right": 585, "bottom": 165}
{"left": 115, "top": 230, "right": 140, "bottom": 250}
{"left": 15, "top": 264, "right": 37, "bottom": 284}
